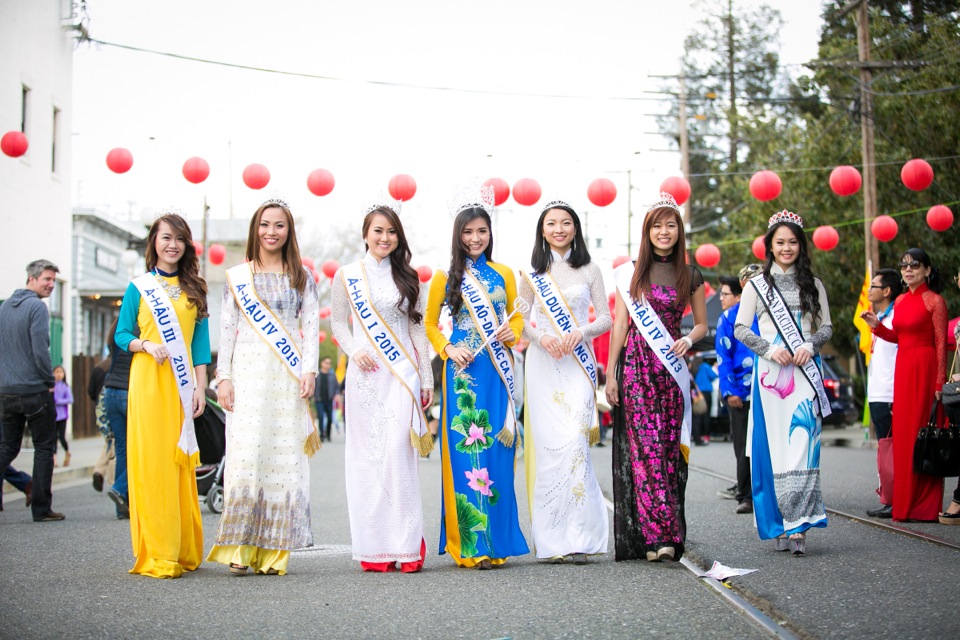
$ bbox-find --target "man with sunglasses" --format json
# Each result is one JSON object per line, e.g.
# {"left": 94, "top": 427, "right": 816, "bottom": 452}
{"left": 865, "top": 269, "right": 902, "bottom": 519}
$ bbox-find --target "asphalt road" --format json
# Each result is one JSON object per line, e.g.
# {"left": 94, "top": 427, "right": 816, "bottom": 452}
{"left": 1, "top": 429, "right": 956, "bottom": 639}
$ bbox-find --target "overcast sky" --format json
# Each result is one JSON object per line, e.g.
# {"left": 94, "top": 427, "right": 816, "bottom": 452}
{"left": 71, "top": 0, "right": 823, "bottom": 270}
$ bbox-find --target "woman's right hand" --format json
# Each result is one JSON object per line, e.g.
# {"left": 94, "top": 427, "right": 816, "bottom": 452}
{"left": 444, "top": 344, "right": 474, "bottom": 369}
{"left": 859, "top": 310, "right": 879, "bottom": 329}
{"left": 142, "top": 340, "right": 169, "bottom": 365}
{"left": 217, "top": 380, "right": 235, "bottom": 413}
{"left": 352, "top": 350, "right": 379, "bottom": 374}
{"left": 769, "top": 347, "right": 793, "bottom": 367}
{"left": 539, "top": 334, "right": 563, "bottom": 360}
{"left": 605, "top": 377, "right": 620, "bottom": 408}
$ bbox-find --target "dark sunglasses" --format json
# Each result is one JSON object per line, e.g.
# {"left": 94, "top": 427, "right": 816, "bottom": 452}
{"left": 899, "top": 261, "right": 922, "bottom": 270}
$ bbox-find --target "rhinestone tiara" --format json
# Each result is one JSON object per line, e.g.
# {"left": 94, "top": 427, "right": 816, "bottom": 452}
{"left": 768, "top": 210, "right": 803, "bottom": 228}
{"left": 448, "top": 183, "right": 495, "bottom": 219}
{"left": 541, "top": 199, "right": 576, "bottom": 214}
{"left": 155, "top": 206, "right": 185, "bottom": 221}
{"left": 362, "top": 192, "right": 403, "bottom": 217}
{"left": 646, "top": 192, "right": 681, "bottom": 214}
{"left": 260, "top": 195, "right": 291, "bottom": 210}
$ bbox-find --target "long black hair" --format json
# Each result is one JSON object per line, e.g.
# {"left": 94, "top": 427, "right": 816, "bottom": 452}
{"left": 762, "top": 221, "right": 821, "bottom": 322}
{"left": 900, "top": 247, "right": 943, "bottom": 293}
{"left": 445, "top": 207, "right": 493, "bottom": 316}
{"left": 362, "top": 207, "right": 422, "bottom": 324}
{"left": 531, "top": 204, "right": 591, "bottom": 275}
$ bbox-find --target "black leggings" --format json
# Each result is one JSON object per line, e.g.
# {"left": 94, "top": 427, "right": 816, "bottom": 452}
{"left": 55, "top": 419, "right": 69, "bottom": 453}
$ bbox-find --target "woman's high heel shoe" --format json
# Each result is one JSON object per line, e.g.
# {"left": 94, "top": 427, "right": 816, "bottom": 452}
{"left": 773, "top": 536, "right": 790, "bottom": 552}
{"left": 789, "top": 533, "right": 806, "bottom": 556}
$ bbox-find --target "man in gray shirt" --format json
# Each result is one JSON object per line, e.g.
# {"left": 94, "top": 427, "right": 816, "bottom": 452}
{"left": 0, "top": 259, "right": 64, "bottom": 521}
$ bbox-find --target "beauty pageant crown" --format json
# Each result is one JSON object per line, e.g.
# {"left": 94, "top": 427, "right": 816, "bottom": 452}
{"left": 155, "top": 206, "right": 186, "bottom": 221}
{"left": 260, "top": 195, "right": 291, "bottom": 210}
{"left": 448, "top": 183, "right": 496, "bottom": 219}
{"left": 361, "top": 192, "right": 403, "bottom": 217}
{"left": 541, "top": 199, "right": 576, "bottom": 214}
{"left": 768, "top": 210, "right": 803, "bottom": 228}
{"left": 646, "top": 192, "right": 681, "bottom": 214}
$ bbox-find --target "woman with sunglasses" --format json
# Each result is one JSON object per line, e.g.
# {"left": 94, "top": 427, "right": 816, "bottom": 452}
{"left": 860, "top": 248, "right": 946, "bottom": 523}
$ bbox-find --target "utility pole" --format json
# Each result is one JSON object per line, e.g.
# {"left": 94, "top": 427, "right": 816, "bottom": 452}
{"left": 201, "top": 196, "right": 210, "bottom": 277}
{"left": 626, "top": 169, "right": 633, "bottom": 257}
{"left": 854, "top": 0, "right": 879, "bottom": 273}
{"left": 678, "top": 71, "right": 691, "bottom": 227}
{"left": 726, "top": 0, "right": 738, "bottom": 169}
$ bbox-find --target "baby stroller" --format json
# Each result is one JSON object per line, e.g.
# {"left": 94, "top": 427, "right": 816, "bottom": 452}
{"left": 195, "top": 389, "right": 226, "bottom": 514}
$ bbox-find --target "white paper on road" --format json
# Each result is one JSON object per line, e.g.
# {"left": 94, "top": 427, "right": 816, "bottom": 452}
{"left": 703, "top": 561, "right": 757, "bottom": 581}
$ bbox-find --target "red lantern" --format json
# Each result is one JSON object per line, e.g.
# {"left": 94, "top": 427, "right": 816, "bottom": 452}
{"left": 416, "top": 265, "right": 433, "bottom": 283}
{"left": 208, "top": 243, "right": 226, "bottom": 265}
{"left": 828, "top": 165, "right": 861, "bottom": 197}
{"left": 312, "top": 269, "right": 320, "bottom": 283}
{"left": 306, "top": 168, "right": 335, "bottom": 196}
{"left": 927, "top": 204, "right": 954, "bottom": 232}
{"left": 301, "top": 257, "right": 315, "bottom": 270}
{"left": 321, "top": 260, "right": 340, "bottom": 279}
{"left": 243, "top": 163, "right": 270, "bottom": 190}
{"left": 901, "top": 158, "right": 934, "bottom": 191}
{"left": 587, "top": 178, "right": 617, "bottom": 207}
{"left": 612, "top": 255, "right": 630, "bottom": 269}
{"left": 1, "top": 131, "right": 28, "bottom": 157}
{"left": 871, "top": 215, "right": 898, "bottom": 242}
{"left": 388, "top": 174, "right": 417, "bottom": 201}
{"left": 193, "top": 241, "right": 204, "bottom": 257}
{"left": 512, "top": 178, "right": 542, "bottom": 206}
{"left": 694, "top": 244, "right": 721, "bottom": 269}
{"left": 182, "top": 157, "right": 210, "bottom": 184}
{"left": 483, "top": 178, "right": 510, "bottom": 206}
{"left": 588, "top": 309, "right": 597, "bottom": 323}
{"left": 319, "top": 330, "right": 327, "bottom": 343}
{"left": 660, "top": 176, "right": 691, "bottom": 206}
{"left": 812, "top": 226, "right": 839, "bottom": 251}
{"left": 752, "top": 236, "right": 766, "bottom": 260}
{"left": 106, "top": 147, "right": 134, "bottom": 174}
{"left": 319, "top": 306, "right": 332, "bottom": 319}
{"left": 748, "top": 170, "right": 782, "bottom": 202}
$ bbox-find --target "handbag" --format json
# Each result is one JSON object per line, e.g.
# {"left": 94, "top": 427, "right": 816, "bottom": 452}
{"left": 941, "top": 348, "right": 960, "bottom": 407}
{"left": 913, "top": 399, "right": 960, "bottom": 477}
{"left": 692, "top": 392, "right": 708, "bottom": 415}
{"left": 876, "top": 437, "right": 894, "bottom": 505}
{"left": 95, "top": 388, "right": 112, "bottom": 439}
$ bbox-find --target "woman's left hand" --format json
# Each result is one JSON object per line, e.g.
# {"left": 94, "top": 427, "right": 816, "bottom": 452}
{"left": 560, "top": 329, "right": 583, "bottom": 356}
{"left": 192, "top": 388, "right": 206, "bottom": 418}
{"left": 300, "top": 372, "right": 316, "bottom": 399}
{"left": 421, "top": 388, "right": 434, "bottom": 408}
{"left": 793, "top": 348, "right": 812, "bottom": 367}
{"left": 669, "top": 338, "right": 691, "bottom": 357}
{"left": 494, "top": 321, "right": 514, "bottom": 345}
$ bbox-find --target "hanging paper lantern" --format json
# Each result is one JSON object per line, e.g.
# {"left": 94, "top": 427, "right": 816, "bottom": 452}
{"left": 416, "top": 265, "right": 433, "bottom": 283}
{"left": 612, "top": 255, "right": 630, "bottom": 269}
{"left": 1, "top": 131, "right": 28, "bottom": 157}
{"left": 927, "top": 204, "right": 954, "bottom": 232}
{"left": 319, "top": 330, "right": 327, "bottom": 343}
{"left": 587, "top": 178, "right": 617, "bottom": 207}
{"left": 901, "top": 158, "right": 934, "bottom": 191}
{"left": 871, "top": 215, "right": 898, "bottom": 242}
{"left": 513, "top": 178, "right": 541, "bottom": 206}
{"left": 182, "top": 157, "right": 210, "bottom": 184}
{"left": 106, "top": 147, "right": 134, "bottom": 174}
{"left": 312, "top": 269, "right": 320, "bottom": 283}
{"left": 388, "top": 174, "right": 417, "bottom": 201}
{"left": 193, "top": 241, "right": 204, "bottom": 256}
{"left": 306, "top": 168, "right": 335, "bottom": 196}
{"left": 660, "top": 176, "right": 691, "bottom": 206}
{"left": 752, "top": 236, "right": 766, "bottom": 260}
{"left": 332, "top": 336, "right": 339, "bottom": 347}
{"left": 588, "top": 309, "right": 597, "bottom": 323}
{"left": 748, "top": 170, "right": 782, "bottom": 202}
{"left": 321, "top": 260, "right": 340, "bottom": 279}
{"left": 483, "top": 178, "right": 510, "bottom": 206}
{"left": 694, "top": 244, "right": 721, "bottom": 268}
{"left": 828, "top": 165, "right": 861, "bottom": 197}
{"left": 812, "top": 226, "right": 839, "bottom": 251}
{"left": 208, "top": 243, "right": 226, "bottom": 265}
{"left": 319, "top": 306, "right": 332, "bottom": 319}
{"left": 243, "top": 163, "right": 270, "bottom": 190}
{"left": 301, "top": 257, "right": 315, "bottom": 270}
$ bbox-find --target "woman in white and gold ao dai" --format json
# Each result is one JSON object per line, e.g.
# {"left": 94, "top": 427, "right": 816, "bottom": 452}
{"left": 519, "top": 251, "right": 611, "bottom": 560}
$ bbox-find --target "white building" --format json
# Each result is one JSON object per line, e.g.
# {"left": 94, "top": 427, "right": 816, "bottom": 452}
{"left": 0, "top": 0, "right": 81, "bottom": 367}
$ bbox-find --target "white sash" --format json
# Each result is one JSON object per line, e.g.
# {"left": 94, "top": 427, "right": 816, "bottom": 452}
{"left": 341, "top": 262, "right": 430, "bottom": 451}
{"left": 614, "top": 264, "right": 692, "bottom": 456}
{"left": 460, "top": 269, "right": 518, "bottom": 446}
{"left": 226, "top": 264, "right": 320, "bottom": 456}
{"left": 523, "top": 270, "right": 598, "bottom": 388}
{"left": 132, "top": 272, "right": 199, "bottom": 467}
{"left": 749, "top": 273, "right": 833, "bottom": 418}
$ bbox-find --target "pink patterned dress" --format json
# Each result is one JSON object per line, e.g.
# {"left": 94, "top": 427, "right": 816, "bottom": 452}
{"left": 613, "top": 261, "right": 702, "bottom": 561}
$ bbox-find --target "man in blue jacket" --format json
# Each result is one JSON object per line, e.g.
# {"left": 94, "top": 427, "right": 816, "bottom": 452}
{"left": 0, "top": 259, "right": 64, "bottom": 521}
{"left": 715, "top": 267, "right": 760, "bottom": 515}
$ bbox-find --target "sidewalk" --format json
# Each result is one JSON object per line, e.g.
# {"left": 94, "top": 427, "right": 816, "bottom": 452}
{"left": 2, "top": 436, "right": 105, "bottom": 494}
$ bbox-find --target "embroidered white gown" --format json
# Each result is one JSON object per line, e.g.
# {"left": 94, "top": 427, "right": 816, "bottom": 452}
{"left": 331, "top": 253, "right": 433, "bottom": 564}
{"left": 519, "top": 252, "right": 611, "bottom": 558}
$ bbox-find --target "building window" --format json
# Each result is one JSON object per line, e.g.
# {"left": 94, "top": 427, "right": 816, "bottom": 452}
{"left": 52, "top": 107, "right": 61, "bottom": 173}
{"left": 21, "top": 85, "right": 30, "bottom": 134}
